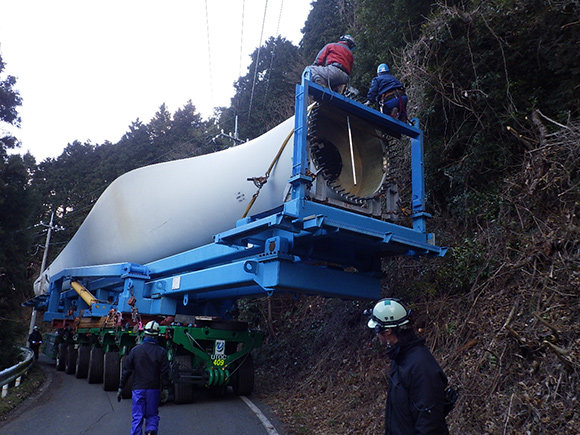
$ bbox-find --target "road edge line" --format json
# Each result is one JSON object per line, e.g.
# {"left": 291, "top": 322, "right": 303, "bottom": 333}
{"left": 240, "top": 396, "right": 280, "bottom": 435}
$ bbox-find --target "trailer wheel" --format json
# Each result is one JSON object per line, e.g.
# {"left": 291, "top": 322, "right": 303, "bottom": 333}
{"left": 75, "top": 345, "right": 90, "bottom": 378}
{"left": 56, "top": 343, "right": 66, "bottom": 371}
{"left": 232, "top": 354, "right": 254, "bottom": 396}
{"left": 65, "top": 344, "right": 77, "bottom": 375}
{"left": 173, "top": 355, "right": 194, "bottom": 404}
{"left": 120, "top": 355, "right": 133, "bottom": 399}
{"left": 87, "top": 347, "right": 104, "bottom": 384}
{"left": 103, "top": 351, "right": 120, "bottom": 391}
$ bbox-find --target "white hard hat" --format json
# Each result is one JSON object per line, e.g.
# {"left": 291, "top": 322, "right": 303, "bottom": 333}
{"left": 367, "top": 298, "right": 411, "bottom": 329}
{"left": 144, "top": 320, "right": 160, "bottom": 335}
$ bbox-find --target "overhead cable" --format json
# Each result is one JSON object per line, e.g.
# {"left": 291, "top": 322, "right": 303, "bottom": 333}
{"left": 238, "top": 0, "right": 246, "bottom": 79}
{"left": 204, "top": 0, "right": 214, "bottom": 106}
{"left": 263, "top": 0, "right": 284, "bottom": 104}
{"left": 247, "top": 0, "right": 269, "bottom": 123}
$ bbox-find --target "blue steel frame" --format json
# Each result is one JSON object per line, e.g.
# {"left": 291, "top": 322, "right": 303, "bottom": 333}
{"left": 38, "top": 75, "right": 446, "bottom": 322}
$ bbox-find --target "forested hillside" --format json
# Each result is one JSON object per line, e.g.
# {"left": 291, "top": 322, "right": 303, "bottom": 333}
{"left": 251, "top": 1, "right": 579, "bottom": 433}
{"left": 0, "top": 0, "right": 577, "bottom": 433}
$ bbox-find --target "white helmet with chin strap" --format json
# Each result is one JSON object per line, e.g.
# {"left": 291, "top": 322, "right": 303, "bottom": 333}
{"left": 144, "top": 320, "right": 160, "bottom": 336}
{"left": 367, "top": 298, "right": 411, "bottom": 331}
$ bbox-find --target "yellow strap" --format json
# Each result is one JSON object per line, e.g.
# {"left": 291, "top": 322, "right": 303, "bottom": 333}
{"left": 241, "top": 104, "right": 316, "bottom": 219}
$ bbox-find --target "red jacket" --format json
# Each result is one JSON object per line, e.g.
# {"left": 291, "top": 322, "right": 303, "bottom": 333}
{"left": 314, "top": 41, "right": 354, "bottom": 74}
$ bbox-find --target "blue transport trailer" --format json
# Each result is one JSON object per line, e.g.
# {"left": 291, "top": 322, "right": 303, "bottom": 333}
{"left": 28, "top": 74, "right": 445, "bottom": 402}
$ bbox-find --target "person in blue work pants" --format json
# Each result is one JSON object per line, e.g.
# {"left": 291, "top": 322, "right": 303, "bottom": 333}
{"left": 366, "top": 63, "right": 408, "bottom": 123}
{"left": 118, "top": 321, "right": 170, "bottom": 435}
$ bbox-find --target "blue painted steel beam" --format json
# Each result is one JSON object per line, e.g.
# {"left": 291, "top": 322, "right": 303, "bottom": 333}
{"left": 49, "top": 262, "right": 149, "bottom": 284}
{"left": 290, "top": 78, "right": 310, "bottom": 201}
{"left": 147, "top": 257, "right": 380, "bottom": 304}
{"left": 305, "top": 79, "right": 421, "bottom": 138}
{"left": 409, "top": 120, "right": 429, "bottom": 233}
{"left": 86, "top": 277, "right": 124, "bottom": 291}
{"left": 146, "top": 243, "right": 262, "bottom": 277}
{"left": 146, "top": 261, "right": 259, "bottom": 298}
{"left": 214, "top": 213, "right": 294, "bottom": 245}
{"left": 259, "top": 260, "right": 380, "bottom": 299}
{"left": 216, "top": 199, "right": 445, "bottom": 258}
{"left": 39, "top": 75, "right": 445, "bottom": 320}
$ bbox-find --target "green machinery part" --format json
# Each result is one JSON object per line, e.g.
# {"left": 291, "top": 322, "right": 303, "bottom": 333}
{"left": 206, "top": 366, "right": 230, "bottom": 386}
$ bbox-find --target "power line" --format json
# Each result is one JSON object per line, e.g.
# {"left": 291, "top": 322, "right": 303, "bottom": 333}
{"left": 238, "top": 0, "right": 246, "bottom": 80}
{"left": 247, "top": 0, "right": 269, "bottom": 123}
{"left": 263, "top": 0, "right": 284, "bottom": 104}
{"left": 204, "top": 0, "right": 214, "bottom": 107}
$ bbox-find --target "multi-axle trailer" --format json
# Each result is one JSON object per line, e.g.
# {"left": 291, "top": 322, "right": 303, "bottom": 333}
{"left": 28, "top": 73, "right": 445, "bottom": 401}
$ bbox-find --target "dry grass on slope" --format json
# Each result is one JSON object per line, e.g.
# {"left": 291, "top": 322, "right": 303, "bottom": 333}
{"left": 254, "top": 117, "right": 578, "bottom": 434}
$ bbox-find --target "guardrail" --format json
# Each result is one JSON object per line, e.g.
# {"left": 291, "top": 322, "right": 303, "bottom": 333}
{"left": 0, "top": 347, "right": 34, "bottom": 398}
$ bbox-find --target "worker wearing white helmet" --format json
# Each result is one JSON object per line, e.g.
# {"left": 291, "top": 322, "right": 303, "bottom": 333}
{"left": 367, "top": 298, "right": 450, "bottom": 434}
{"left": 118, "top": 320, "right": 170, "bottom": 435}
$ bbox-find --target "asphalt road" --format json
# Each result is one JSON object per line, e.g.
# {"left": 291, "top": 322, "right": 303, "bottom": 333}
{"left": 0, "top": 357, "right": 283, "bottom": 435}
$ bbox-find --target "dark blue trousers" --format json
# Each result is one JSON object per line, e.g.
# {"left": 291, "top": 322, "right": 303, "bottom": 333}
{"left": 131, "top": 389, "right": 160, "bottom": 435}
{"left": 382, "top": 95, "right": 408, "bottom": 121}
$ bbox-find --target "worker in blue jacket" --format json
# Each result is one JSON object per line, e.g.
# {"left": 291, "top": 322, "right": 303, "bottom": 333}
{"left": 365, "top": 63, "right": 408, "bottom": 123}
{"left": 367, "top": 299, "right": 449, "bottom": 434}
{"left": 118, "top": 321, "right": 170, "bottom": 435}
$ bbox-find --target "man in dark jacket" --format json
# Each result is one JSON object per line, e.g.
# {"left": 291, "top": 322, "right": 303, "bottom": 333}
{"left": 308, "top": 35, "right": 355, "bottom": 93}
{"left": 118, "top": 320, "right": 170, "bottom": 435}
{"left": 28, "top": 326, "right": 43, "bottom": 361}
{"left": 367, "top": 298, "right": 449, "bottom": 434}
{"left": 366, "top": 63, "right": 408, "bottom": 123}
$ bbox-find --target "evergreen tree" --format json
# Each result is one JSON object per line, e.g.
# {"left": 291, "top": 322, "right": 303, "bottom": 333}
{"left": 350, "top": 0, "right": 434, "bottom": 92}
{"left": 32, "top": 102, "right": 214, "bottom": 266}
{"left": 301, "top": 0, "right": 355, "bottom": 62}
{"left": 0, "top": 53, "right": 38, "bottom": 368}
{"left": 401, "top": 0, "right": 580, "bottom": 220}
{"left": 162, "top": 101, "right": 207, "bottom": 160}
{"left": 219, "top": 36, "right": 302, "bottom": 140}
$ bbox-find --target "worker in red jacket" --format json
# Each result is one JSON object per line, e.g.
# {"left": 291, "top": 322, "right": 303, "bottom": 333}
{"left": 308, "top": 35, "right": 355, "bottom": 93}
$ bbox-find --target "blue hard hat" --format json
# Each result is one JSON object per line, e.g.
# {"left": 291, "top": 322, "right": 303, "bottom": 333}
{"left": 377, "top": 63, "right": 389, "bottom": 74}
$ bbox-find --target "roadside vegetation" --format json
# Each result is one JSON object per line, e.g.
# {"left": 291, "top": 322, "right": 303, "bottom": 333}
{"left": 0, "top": 364, "right": 45, "bottom": 421}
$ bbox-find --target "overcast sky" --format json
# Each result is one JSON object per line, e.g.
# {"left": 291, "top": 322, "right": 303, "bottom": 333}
{"left": 0, "top": 0, "right": 312, "bottom": 161}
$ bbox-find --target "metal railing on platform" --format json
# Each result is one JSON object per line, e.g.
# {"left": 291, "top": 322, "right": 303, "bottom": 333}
{"left": 0, "top": 347, "right": 34, "bottom": 398}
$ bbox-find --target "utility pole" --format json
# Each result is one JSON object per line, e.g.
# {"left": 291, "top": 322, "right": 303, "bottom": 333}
{"left": 234, "top": 115, "right": 239, "bottom": 141}
{"left": 28, "top": 212, "right": 55, "bottom": 335}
